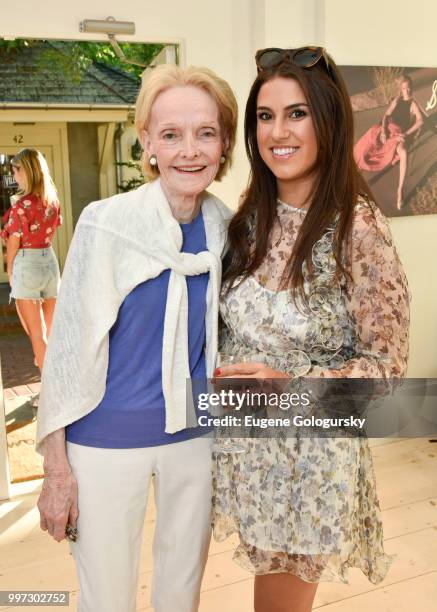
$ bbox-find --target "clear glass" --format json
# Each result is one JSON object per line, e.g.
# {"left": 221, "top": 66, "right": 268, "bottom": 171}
{"left": 212, "top": 353, "right": 247, "bottom": 454}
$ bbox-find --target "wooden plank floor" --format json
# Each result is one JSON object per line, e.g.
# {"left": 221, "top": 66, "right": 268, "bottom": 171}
{"left": 0, "top": 438, "right": 436, "bottom": 611}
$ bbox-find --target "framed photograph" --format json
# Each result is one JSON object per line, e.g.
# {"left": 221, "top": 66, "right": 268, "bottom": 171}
{"left": 340, "top": 65, "right": 437, "bottom": 217}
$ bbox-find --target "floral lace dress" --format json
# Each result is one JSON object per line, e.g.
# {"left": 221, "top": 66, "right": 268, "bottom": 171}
{"left": 212, "top": 197, "right": 410, "bottom": 584}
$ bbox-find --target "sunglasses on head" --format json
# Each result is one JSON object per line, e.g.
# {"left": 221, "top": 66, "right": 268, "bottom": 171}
{"left": 255, "top": 46, "right": 332, "bottom": 77}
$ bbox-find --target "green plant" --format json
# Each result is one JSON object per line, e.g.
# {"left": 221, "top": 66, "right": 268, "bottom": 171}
{"left": 115, "top": 160, "right": 147, "bottom": 192}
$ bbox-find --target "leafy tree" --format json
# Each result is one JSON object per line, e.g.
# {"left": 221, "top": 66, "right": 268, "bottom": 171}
{"left": 0, "top": 38, "right": 164, "bottom": 82}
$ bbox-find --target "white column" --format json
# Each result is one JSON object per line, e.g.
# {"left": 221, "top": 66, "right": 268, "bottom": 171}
{"left": 0, "top": 359, "right": 11, "bottom": 501}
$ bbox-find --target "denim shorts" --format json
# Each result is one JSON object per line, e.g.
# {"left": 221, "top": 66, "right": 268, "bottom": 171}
{"left": 11, "top": 247, "right": 60, "bottom": 301}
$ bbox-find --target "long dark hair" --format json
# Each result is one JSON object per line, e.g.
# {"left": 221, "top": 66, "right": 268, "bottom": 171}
{"left": 224, "top": 53, "right": 373, "bottom": 298}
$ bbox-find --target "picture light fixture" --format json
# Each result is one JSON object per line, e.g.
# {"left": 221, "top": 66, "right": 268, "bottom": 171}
{"left": 79, "top": 16, "right": 147, "bottom": 68}
{"left": 79, "top": 16, "right": 135, "bottom": 36}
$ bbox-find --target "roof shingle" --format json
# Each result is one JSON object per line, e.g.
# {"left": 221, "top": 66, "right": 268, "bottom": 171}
{"left": 0, "top": 41, "right": 141, "bottom": 105}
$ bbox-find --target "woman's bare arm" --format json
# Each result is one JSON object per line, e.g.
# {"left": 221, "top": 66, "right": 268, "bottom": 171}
{"left": 37, "top": 428, "right": 78, "bottom": 542}
{"left": 380, "top": 98, "right": 398, "bottom": 142}
{"left": 43, "top": 428, "right": 70, "bottom": 471}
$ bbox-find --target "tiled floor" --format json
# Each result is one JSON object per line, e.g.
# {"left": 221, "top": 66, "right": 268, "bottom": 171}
{"left": 0, "top": 437, "right": 436, "bottom": 611}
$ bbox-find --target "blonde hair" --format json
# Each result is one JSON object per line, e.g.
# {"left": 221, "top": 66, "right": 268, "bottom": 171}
{"left": 135, "top": 64, "right": 238, "bottom": 181}
{"left": 11, "top": 148, "right": 58, "bottom": 206}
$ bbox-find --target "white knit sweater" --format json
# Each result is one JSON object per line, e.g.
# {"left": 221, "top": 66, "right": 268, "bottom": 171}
{"left": 36, "top": 179, "right": 232, "bottom": 453}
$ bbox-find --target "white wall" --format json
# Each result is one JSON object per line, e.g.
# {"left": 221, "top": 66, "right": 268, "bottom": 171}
{"left": 323, "top": 0, "right": 437, "bottom": 377}
{"left": 3, "top": 0, "right": 435, "bottom": 376}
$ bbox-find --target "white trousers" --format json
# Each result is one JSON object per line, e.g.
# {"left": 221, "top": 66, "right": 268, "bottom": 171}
{"left": 67, "top": 437, "right": 212, "bottom": 612}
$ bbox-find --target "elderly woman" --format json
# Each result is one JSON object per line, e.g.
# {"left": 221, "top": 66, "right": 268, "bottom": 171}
{"left": 36, "top": 64, "right": 237, "bottom": 612}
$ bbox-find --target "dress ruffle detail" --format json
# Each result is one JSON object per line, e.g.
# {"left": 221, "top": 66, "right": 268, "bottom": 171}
{"left": 213, "top": 197, "right": 409, "bottom": 585}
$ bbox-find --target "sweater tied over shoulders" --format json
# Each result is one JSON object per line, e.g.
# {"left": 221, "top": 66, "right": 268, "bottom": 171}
{"left": 36, "top": 178, "right": 232, "bottom": 454}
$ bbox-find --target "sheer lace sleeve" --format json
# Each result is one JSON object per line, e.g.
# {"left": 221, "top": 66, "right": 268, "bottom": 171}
{"left": 313, "top": 200, "right": 410, "bottom": 379}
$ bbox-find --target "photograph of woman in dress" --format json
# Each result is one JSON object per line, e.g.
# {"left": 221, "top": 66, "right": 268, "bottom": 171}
{"left": 354, "top": 75, "right": 423, "bottom": 209}
{"left": 343, "top": 64, "right": 437, "bottom": 216}
{"left": 212, "top": 47, "right": 410, "bottom": 612}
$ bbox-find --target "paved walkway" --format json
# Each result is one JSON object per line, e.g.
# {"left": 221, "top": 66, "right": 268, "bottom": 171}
{"left": 1, "top": 333, "right": 40, "bottom": 394}
{"left": 0, "top": 331, "right": 40, "bottom": 439}
{"left": 0, "top": 333, "right": 40, "bottom": 399}
{"left": 0, "top": 283, "right": 40, "bottom": 401}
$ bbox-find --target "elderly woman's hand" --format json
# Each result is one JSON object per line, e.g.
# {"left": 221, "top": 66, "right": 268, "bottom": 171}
{"left": 37, "top": 429, "right": 78, "bottom": 542}
{"left": 37, "top": 470, "right": 78, "bottom": 542}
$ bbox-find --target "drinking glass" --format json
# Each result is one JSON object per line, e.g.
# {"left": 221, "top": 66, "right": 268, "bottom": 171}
{"left": 212, "top": 353, "right": 247, "bottom": 454}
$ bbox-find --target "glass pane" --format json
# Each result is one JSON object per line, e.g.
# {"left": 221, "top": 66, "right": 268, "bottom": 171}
{"left": 0, "top": 154, "right": 18, "bottom": 219}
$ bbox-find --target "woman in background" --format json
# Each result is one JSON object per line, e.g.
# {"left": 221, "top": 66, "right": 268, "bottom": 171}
{"left": 1, "top": 148, "right": 61, "bottom": 370}
{"left": 354, "top": 75, "right": 423, "bottom": 209}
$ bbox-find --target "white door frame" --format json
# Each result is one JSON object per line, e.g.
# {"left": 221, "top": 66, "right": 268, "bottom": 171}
{"left": 0, "top": 360, "right": 11, "bottom": 501}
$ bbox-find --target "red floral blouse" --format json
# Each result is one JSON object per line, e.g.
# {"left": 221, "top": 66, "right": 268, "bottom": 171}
{"left": 1, "top": 194, "right": 62, "bottom": 248}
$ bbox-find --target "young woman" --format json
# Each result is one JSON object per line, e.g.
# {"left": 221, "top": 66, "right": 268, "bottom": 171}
{"left": 213, "top": 47, "right": 410, "bottom": 612}
{"left": 1, "top": 148, "right": 61, "bottom": 370}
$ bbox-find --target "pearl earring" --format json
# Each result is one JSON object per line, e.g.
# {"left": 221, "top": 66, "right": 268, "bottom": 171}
{"left": 149, "top": 154, "right": 157, "bottom": 166}
{"left": 220, "top": 155, "right": 226, "bottom": 164}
